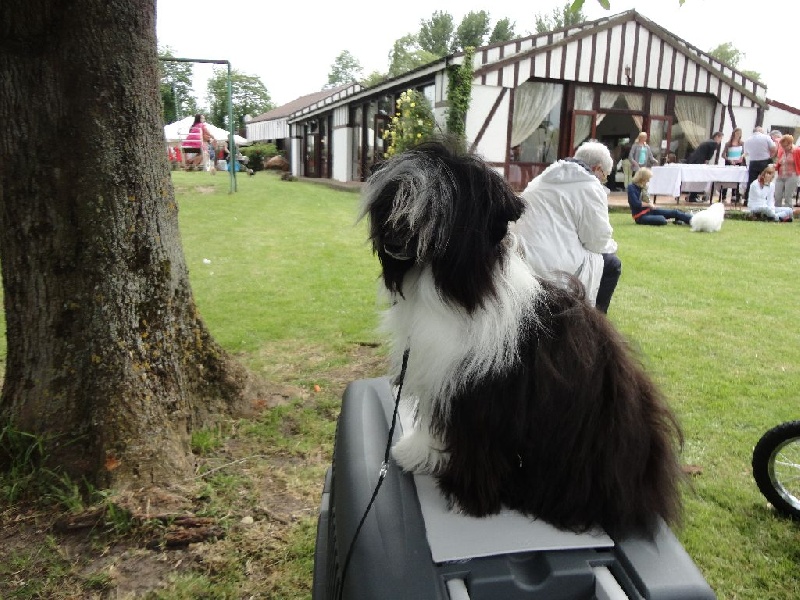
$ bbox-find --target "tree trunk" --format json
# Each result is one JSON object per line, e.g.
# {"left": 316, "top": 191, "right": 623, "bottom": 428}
{"left": 0, "top": 1, "right": 249, "bottom": 488}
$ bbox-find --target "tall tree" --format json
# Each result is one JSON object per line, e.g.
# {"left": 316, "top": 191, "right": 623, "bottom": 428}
{"left": 206, "top": 68, "right": 274, "bottom": 133}
{"left": 419, "top": 11, "right": 455, "bottom": 56}
{"left": 453, "top": 11, "right": 491, "bottom": 51}
{"left": 325, "top": 50, "right": 363, "bottom": 89}
{"left": 362, "top": 70, "right": 388, "bottom": 89}
{"left": 535, "top": 2, "right": 586, "bottom": 33}
{"left": 489, "top": 18, "right": 516, "bottom": 44}
{"left": 0, "top": 0, "right": 250, "bottom": 487}
{"left": 708, "top": 42, "right": 744, "bottom": 69}
{"left": 387, "top": 34, "right": 438, "bottom": 79}
{"left": 708, "top": 42, "right": 761, "bottom": 82}
{"left": 159, "top": 47, "right": 198, "bottom": 124}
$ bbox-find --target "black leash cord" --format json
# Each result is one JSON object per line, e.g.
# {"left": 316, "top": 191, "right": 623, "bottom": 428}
{"left": 336, "top": 348, "right": 410, "bottom": 600}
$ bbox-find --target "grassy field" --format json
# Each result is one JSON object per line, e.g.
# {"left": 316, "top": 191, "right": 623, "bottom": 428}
{"left": 1, "top": 169, "right": 799, "bottom": 598}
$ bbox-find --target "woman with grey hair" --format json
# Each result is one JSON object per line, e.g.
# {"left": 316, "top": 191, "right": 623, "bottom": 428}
{"left": 514, "top": 141, "right": 621, "bottom": 313}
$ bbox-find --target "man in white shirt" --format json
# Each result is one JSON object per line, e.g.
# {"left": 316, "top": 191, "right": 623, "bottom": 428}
{"left": 514, "top": 141, "right": 621, "bottom": 314}
{"left": 743, "top": 126, "right": 776, "bottom": 204}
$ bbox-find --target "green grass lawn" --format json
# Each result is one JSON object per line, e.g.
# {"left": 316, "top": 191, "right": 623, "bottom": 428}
{"left": 174, "top": 171, "right": 800, "bottom": 599}
{"left": 2, "top": 170, "right": 799, "bottom": 598}
{"left": 175, "top": 173, "right": 800, "bottom": 600}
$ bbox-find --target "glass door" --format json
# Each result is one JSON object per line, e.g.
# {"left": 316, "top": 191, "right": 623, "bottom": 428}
{"left": 571, "top": 110, "right": 597, "bottom": 155}
{"left": 649, "top": 116, "right": 673, "bottom": 165}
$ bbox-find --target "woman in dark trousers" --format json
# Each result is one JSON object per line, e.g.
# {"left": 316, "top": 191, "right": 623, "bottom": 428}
{"left": 627, "top": 169, "right": 693, "bottom": 225}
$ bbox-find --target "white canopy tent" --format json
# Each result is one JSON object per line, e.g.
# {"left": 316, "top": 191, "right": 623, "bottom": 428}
{"left": 163, "top": 116, "right": 250, "bottom": 146}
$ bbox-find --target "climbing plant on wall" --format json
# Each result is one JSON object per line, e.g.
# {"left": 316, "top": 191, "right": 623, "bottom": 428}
{"left": 446, "top": 46, "right": 474, "bottom": 145}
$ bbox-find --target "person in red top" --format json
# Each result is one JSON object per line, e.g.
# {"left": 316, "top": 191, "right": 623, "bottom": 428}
{"left": 774, "top": 134, "right": 800, "bottom": 207}
{"left": 183, "top": 113, "right": 215, "bottom": 168}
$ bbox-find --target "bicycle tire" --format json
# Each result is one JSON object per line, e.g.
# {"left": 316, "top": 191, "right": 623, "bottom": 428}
{"left": 752, "top": 420, "right": 800, "bottom": 519}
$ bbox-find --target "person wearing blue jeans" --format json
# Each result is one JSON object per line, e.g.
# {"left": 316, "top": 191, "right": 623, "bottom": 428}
{"left": 627, "top": 168, "right": 693, "bottom": 226}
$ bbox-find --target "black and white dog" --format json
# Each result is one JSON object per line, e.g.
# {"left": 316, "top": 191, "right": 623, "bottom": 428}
{"left": 359, "top": 141, "right": 684, "bottom": 538}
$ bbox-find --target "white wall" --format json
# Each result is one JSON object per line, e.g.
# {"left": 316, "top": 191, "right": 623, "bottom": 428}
{"left": 466, "top": 86, "right": 509, "bottom": 163}
{"left": 246, "top": 118, "right": 288, "bottom": 142}
{"left": 765, "top": 105, "right": 800, "bottom": 135}
{"left": 290, "top": 135, "right": 302, "bottom": 176}
{"left": 332, "top": 126, "right": 350, "bottom": 182}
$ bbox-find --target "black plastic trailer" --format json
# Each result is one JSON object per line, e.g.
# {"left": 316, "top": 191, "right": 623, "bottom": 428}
{"left": 312, "top": 378, "right": 716, "bottom": 600}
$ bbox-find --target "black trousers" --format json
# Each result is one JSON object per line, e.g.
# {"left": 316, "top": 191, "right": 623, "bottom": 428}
{"left": 595, "top": 253, "right": 622, "bottom": 314}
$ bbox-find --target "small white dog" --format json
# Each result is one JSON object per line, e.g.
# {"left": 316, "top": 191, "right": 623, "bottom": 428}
{"left": 690, "top": 201, "right": 725, "bottom": 232}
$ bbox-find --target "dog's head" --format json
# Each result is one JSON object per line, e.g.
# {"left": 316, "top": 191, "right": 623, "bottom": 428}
{"left": 359, "top": 141, "right": 525, "bottom": 313}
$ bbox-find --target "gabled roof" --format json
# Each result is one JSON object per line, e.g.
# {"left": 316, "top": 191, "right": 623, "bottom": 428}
{"left": 287, "top": 9, "right": 770, "bottom": 124}
{"left": 248, "top": 84, "right": 358, "bottom": 123}
{"left": 767, "top": 98, "right": 800, "bottom": 117}
{"left": 471, "top": 9, "right": 766, "bottom": 107}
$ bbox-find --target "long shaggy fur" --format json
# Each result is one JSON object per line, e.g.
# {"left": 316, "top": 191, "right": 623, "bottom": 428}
{"left": 690, "top": 201, "right": 725, "bottom": 232}
{"left": 360, "top": 141, "right": 684, "bottom": 539}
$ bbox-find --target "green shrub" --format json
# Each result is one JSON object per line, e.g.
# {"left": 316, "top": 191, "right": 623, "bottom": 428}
{"left": 383, "top": 89, "right": 436, "bottom": 158}
{"left": 240, "top": 143, "right": 280, "bottom": 171}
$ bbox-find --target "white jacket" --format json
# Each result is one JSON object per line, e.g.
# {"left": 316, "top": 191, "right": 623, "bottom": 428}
{"left": 513, "top": 161, "right": 617, "bottom": 306}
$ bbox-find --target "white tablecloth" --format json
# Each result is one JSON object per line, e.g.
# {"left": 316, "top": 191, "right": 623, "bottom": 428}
{"left": 649, "top": 165, "right": 748, "bottom": 197}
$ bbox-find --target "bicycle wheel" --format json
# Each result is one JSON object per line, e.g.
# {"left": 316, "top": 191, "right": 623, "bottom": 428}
{"left": 752, "top": 420, "right": 800, "bottom": 519}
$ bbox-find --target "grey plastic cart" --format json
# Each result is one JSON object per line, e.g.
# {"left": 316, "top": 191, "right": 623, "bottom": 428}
{"left": 312, "top": 378, "right": 716, "bottom": 600}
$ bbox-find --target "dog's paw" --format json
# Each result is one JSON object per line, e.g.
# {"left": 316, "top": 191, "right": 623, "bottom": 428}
{"left": 392, "top": 430, "right": 447, "bottom": 474}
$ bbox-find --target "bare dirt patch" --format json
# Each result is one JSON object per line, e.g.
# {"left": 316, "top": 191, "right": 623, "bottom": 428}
{"left": 0, "top": 341, "right": 387, "bottom": 598}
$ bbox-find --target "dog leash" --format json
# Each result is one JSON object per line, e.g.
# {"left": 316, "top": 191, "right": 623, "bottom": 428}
{"left": 336, "top": 347, "right": 410, "bottom": 600}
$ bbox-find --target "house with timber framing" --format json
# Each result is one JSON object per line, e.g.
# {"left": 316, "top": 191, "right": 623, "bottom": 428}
{"left": 249, "top": 9, "right": 800, "bottom": 191}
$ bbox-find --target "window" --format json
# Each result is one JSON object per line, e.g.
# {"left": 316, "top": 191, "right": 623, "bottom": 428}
{"left": 511, "top": 82, "right": 564, "bottom": 164}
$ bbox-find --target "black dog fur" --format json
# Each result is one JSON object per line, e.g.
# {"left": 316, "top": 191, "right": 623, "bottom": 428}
{"left": 361, "top": 140, "right": 684, "bottom": 538}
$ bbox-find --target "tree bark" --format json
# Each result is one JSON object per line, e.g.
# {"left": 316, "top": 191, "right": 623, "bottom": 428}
{"left": 0, "top": 1, "right": 249, "bottom": 487}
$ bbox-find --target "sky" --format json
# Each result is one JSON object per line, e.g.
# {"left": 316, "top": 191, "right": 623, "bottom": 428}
{"left": 156, "top": 0, "right": 800, "bottom": 110}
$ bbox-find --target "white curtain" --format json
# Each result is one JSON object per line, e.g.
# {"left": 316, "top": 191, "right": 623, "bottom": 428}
{"left": 650, "top": 94, "right": 666, "bottom": 116}
{"left": 511, "top": 82, "right": 562, "bottom": 148}
{"left": 674, "top": 96, "right": 714, "bottom": 149}
{"left": 572, "top": 87, "right": 594, "bottom": 147}
{"left": 597, "top": 91, "right": 619, "bottom": 127}
{"left": 622, "top": 92, "right": 644, "bottom": 131}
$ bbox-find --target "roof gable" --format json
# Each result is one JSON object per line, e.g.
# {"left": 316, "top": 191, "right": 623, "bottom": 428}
{"left": 249, "top": 84, "right": 358, "bottom": 123}
{"left": 472, "top": 10, "right": 766, "bottom": 108}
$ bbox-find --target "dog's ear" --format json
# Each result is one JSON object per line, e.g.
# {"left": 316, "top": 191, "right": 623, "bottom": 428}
{"left": 360, "top": 141, "right": 524, "bottom": 313}
{"left": 427, "top": 147, "right": 525, "bottom": 313}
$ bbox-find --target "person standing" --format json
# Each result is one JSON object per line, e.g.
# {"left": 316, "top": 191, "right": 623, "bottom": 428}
{"left": 773, "top": 134, "right": 800, "bottom": 208}
{"left": 514, "top": 141, "right": 621, "bottom": 314}
{"left": 685, "top": 131, "right": 724, "bottom": 202}
{"left": 183, "top": 113, "right": 216, "bottom": 169}
{"left": 743, "top": 126, "right": 777, "bottom": 204}
{"left": 721, "top": 128, "right": 746, "bottom": 203}
{"left": 769, "top": 129, "right": 783, "bottom": 154}
{"left": 628, "top": 131, "right": 657, "bottom": 173}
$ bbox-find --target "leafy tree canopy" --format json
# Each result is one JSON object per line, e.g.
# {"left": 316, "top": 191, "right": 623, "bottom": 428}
{"left": 158, "top": 47, "right": 198, "bottom": 124}
{"left": 489, "top": 18, "right": 516, "bottom": 44}
{"left": 742, "top": 69, "right": 762, "bottom": 83}
{"left": 708, "top": 42, "right": 744, "bottom": 69}
{"left": 387, "top": 34, "right": 439, "bottom": 79}
{"left": 362, "top": 70, "right": 388, "bottom": 88}
{"left": 535, "top": 2, "right": 587, "bottom": 33}
{"left": 453, "top": 10, "right": 491, "bottom": 51}
{"left": 206, "top": 68, "right": 274, "bottom": 131}
{"left": 326, "top": 50, "right": 363, "bottom": 89}
{"left": 708, "top": 42, "right": 761, "bottom": 82}
{"left": 419, "top": 11, "right": 455, "bottom": 56}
